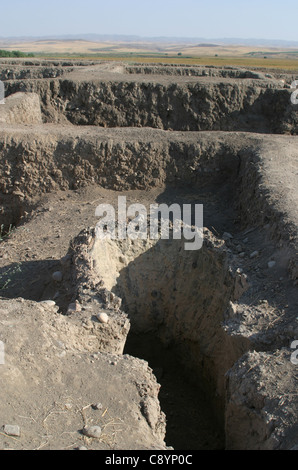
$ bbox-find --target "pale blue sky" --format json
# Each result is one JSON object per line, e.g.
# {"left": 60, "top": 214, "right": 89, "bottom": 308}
{"left": 0, "top": 0, "right": 297, "bottom": 41}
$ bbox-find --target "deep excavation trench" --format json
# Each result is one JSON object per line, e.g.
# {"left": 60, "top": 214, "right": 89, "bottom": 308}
{"left": 0, "top": 135, "right": 296, "bottom": 449}
{"left": 0, "top": 128, "right": 282, "bottom": 449}
{"left": 0, "top": 64, "right": 297, "bottom": 449}
{"left": 1, "top": 123, "right": 296, "bottom": 448}
{"left": 0, "top": 173, "right": 244, "bottom": 450}
{"left": 89, "top": 208, "right": 243, "bottom": 450}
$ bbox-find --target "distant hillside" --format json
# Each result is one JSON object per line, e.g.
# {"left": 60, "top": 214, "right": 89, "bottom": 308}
{"left": 0, "top": 35, "right": 298, "bottom": 48}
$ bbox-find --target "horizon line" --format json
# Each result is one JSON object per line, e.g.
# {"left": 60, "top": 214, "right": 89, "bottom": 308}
{"left": 0, "top": 34, "right": 298, "bottom": 46}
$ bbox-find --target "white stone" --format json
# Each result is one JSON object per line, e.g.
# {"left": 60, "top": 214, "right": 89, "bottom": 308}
{"left": 40, "top": 300, "right": 56, "bottom": 307}
{"left": 4, "top": 425, "right": 20, "bottom": 437}
{"left": 82, "top": 425, "right": 102, "bottom": 439}
{"left": 97, "top": 313, "right": 109, "bottom": 324}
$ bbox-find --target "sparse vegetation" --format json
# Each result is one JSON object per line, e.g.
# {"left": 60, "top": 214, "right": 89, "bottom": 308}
{"left": 0, "top": 263, "right": 22, "bottom": 290}
{"left": 0, "top": 224, "right": 14, "bottom": 242}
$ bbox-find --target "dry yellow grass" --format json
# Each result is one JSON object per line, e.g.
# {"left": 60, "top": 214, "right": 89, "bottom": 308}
{"left": 1, "top": 39, "right": 297, "bottom": 70}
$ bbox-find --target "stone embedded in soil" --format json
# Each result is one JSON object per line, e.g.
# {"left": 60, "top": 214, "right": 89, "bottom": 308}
{"left": 82, "top": 425, "right": 102, "bottom": 439}
{"left": 250, "top": 251, "right": 259, "bottom": 259}
{"left": 67, "top": 301, "right": 82, "bottom": 314}
{"left": 40, "top": 300, "right": 56, "bottom": 307}
{"left": 268, "top": 261, "right": 276, "bottom": 269}
{"left": 3, "top": 424, "right": 21, "bottom": 437}
{"left": 223, "top": 232, "right": 233, "bottom": 240}
{"left": 97, "top": 312, "right": 109, "bottom": 324}
{"left": 92, "top": 403, "right": 103, "bottom": 410}
{"left": 52, "top": 271, "right": 63, "bottom": 282}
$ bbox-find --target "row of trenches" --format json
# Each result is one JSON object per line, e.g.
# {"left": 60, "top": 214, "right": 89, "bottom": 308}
{"left": 0, "top": 58, "right": 296, "bottom": 79}
{"left": 0, "top": 64, "right": 297, "bottom": 448}
{"left": 1, "top": 62, "right": 297, "bottom": 133}
{"left": 0, "top": 126, "right": 296, "bottom": 448}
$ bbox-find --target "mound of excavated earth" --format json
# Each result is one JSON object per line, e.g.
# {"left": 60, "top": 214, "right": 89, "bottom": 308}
{"left": 0, "top": 60, "right": 297, "bottom": 450}
{"left": 0, "top": 298, "right": 167, "bottom": 450}
{"left": 0, "top": 92, "right": 42, "bottom": 125}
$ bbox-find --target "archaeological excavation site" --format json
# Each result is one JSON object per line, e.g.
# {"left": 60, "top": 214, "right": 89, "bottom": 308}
{"left": 0, "top": 60, "right": 297, "bottom": 450}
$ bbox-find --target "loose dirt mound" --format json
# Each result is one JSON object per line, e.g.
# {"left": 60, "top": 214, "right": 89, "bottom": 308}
{"left": 0, "top": 92, "right": 42, "bottom": 125}
{"left": 0, "top": 299, "right": 166, "bottom": 450}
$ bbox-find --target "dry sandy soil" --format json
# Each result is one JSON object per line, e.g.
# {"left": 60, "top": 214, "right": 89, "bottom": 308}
{"left": 0, "top": 60, "right": 297, "bottom": 451}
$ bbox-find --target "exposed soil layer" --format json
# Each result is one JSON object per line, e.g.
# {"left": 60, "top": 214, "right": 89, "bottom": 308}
{"left": 1, "top": 60, "right": 297, "bottom": 133}
{"left": 0, "top": 61, "right": 297, "bottom": 450}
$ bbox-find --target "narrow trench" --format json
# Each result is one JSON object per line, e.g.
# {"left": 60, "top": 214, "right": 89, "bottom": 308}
{"left": 0, "top": 183, "right": 239, "bottom": 450}
{"left": 94, "top": 231, "right": 236, "bottom": 451}
{"left": 84, "top": 182, "right": 240, "bottom": 450}
{"left": 124, "top": 332, "right": 225, "bottom": 450}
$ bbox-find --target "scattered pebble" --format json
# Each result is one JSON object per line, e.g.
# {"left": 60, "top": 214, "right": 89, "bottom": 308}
{"left": 40, "top": 300, "right": 56, "bottom": 307}
{"left": 97, "top": 312, "right": 109, "bottom": 324}
{"left": 76, "top": 446, "right": 88, "bottom": 450}
{"left": 268, "top": 260, "right": 276, "bottom": 269}
{"left": 91, "top": 353, "right": 100, "bottom": 360}
{"left": 67, "top": 301, "right": 82, "bottom": 314}
{"left": 82, "top": 425, "right": 102, "bottom": 439}
{"left": 250, "top": 251, "right": 259, "bottom": 259}
{"left": 4, "top": 424, "right": 21, "bottom": 437}
{"left": 223, "top": 232, "right": 233, "bottom": 240}
{"left": 92, "top": 403, "right": 103, "bottom": 410}
{"left": 82, "top": 320, "right": 93, "bottom": 330}
{"left": 52, "top": 271, "right": 63, "bottom": 282}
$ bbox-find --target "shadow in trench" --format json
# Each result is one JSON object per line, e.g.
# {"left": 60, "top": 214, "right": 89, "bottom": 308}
{"left": 124, "top": 332, "right": 225, "bottom": 450}
{"left": 0, "top": 259, "right": 72, "bottom": 312}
